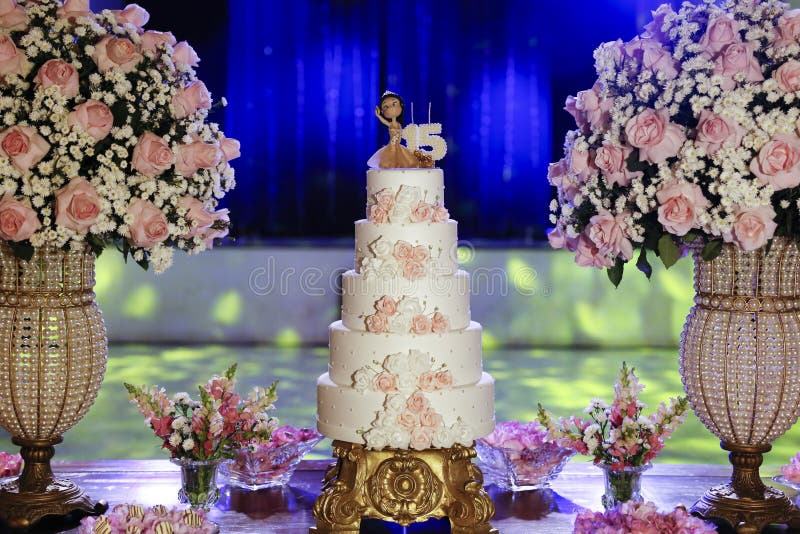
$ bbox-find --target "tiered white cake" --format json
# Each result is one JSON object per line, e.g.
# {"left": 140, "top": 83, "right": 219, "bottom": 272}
{"left": 317, "top": 168, "right": 495, "bottom": 450}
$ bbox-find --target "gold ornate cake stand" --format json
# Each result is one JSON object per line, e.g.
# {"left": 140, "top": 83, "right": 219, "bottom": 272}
{"left": 311, "top": 440, "right": 497, "bottom": 533}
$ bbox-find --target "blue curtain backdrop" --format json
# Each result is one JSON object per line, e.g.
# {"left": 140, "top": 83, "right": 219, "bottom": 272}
{"left": 221, "top": 0, "right": 667, "bottom": 240}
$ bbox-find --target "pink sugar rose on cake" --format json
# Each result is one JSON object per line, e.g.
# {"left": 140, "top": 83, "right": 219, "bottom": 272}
{"left": 55, "top": 177, "right": 102, "bottom": 234}
{"left": 411, "top": 245, "right": 429, "bottom": 262}
{"left": 410, "top": 201, "right": 434, "bottom": 223}
{"left": 432, "top": 204, "right": 449, "bottom": 222}
{"left": 0, "top": 195, "right": 40, "bottom": 241}
{"left": 140, "top": 31, "right": 177, "bottom": 54}
{"left": 172, "top": 81, "right": 212, "bottom": 119}
{"left": 393, "top": 240, "right": 413, "bottom": 260}
{"left": 127, "top": 199, "right": 169, "bottom": 248}
{"left": 92, "top": 36, "right": 143, "bottom": 74}
{"left": 398, "top": 411, "right": 419, "bottom": 431}
{"left": 368, "top": 204, "right": 389, "bottom": 223}
{"left": 365, "top": 312, "right": 388, "bottom": 333}
{"left": 625, "top": 108, "right": 685, "bottom": 164}
{"left": 409, "top": 427, "right": 434, "bottom": 451}
{"left": 0, "top": 0, "right": 26, "bottom": 31}
{"left": 34, "top": 59, "right": 79, "bottom": 98}
{"left": 419, "top": 408, "right": 443, "bottom": 430}
{"left": 402, "top": 259, "right": 426, "bottom": 280}
{"left": 0, "top": 125, "right": 50, "bottom": 173}
{"left": 713, "top": 41, "right": 764, "bottom": 90}
{"left": 68, "top": 99, "right": 114, "bottom": 142}
{"left": 724, "top": 206, "right": 778, "bottom": 251}
{"left": 431, "top": 312, "right": 449, "bottom": 334}
{"left": 375, "top": 296, "right": 397, "bottom": 315}
{"left": 695, "top": 110, "right": 744, "bottom": 156}
{"left": 372, "top": 372, "right": 396, "bottom": 394}
{"left": 656, "top": 181, "right": 709, "bottom": 237}
{"left": 132, "top": 132, "right": 173, "bottom": 177}
{"left": 411, "top": 314, "right": 432, "bottom": 334}
{"left": 406, "top": 391, "right": 430, "bottom": 414}
{"left": 418, "top": 371, "right": 437, "bottom": 392}
{"left": 0, "top": 34, "right": 27, "bottom": 78}
{"left": 750, "top": 133, "right": 800, "bottom": 190}
{"left": 434, "top": 370, "right": 453, "bottom": 389}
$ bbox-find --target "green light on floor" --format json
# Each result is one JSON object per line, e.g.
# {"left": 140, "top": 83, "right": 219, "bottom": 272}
{"left": 482, "top": 330, "right": 500, "bottom": 351}
{"left": 122, "top": 285, "right": 158, "bottom": 319}
{"left": 506, "top": 257, "right": 539, "bottom": 294}
{"left": 211, "top": 291, "right": 242, "bottom": 326}
{"left": 275, "top": 328, "right": 302, "bottom": 348}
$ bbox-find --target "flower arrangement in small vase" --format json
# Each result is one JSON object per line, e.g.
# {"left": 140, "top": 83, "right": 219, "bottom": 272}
{"left": 0, "top": 0, "right": 239, "bottom": 272}
{"left": 573, "top": 501, "right": 717, "bottom": 534}
{"left": 125, "top": 364, "right": 278, "bottom": 510}
{"left": 538, "top": 362, "right": 689, "bottom": 508}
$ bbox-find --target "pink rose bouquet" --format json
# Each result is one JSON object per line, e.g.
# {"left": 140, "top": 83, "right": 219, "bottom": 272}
{"left": 0, "top": 0, "right": 238, "bottom": 272}
{"left": 221, "top": 425, "right": 323, "bottom": 490}
{"left": 475, "top": 421, "right": 575, "bottom": 491}
{"left": 538, "top": 363, "right": 689, "bottom": 470}
{"left": 779, "top": 452, "right": 800, "bottom": 484}
{"left": 79, "top": 503, "right": 216, "bottom": 534}
{"left": 548, "top": 0, "right": 800, "bottom": 285}
{"left": 0, "top": 451, "right": 22, "bottom": 477}
{"left": 124, "top": 364, "right": 278, "bottom": 461}
{"left": 573, "top": 501, "right": 717, "bottom": 534}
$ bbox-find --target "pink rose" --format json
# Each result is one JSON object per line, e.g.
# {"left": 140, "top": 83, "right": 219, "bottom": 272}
{"left": 699, "top": 14, "right": 741, "bottom": 55}
{"left": 68, "top": 99, "right": 113, "bottom": 141}
{"left": 695, "top": 110, "right": 744, "bottom": 156}
{"left": 588, "top": 210, "right": 633, "bottom": 260}
{"left": 132, "top": 132, "right": 173, "bottom": 177}
{"left": 0, "top": 0, "right": 26, "bottom": 31}
{"left": 548, "top": 158, "right": 580, "bottom": 201}
{"left": 411, "top": 245, "right": 429, "bottom": 262}
{"left": 750, "top": 133, "right": 800, "bottom": 190}
{"left": 656, "top": 181, "right": 709, "bottom": 236}
{"left": 724, "top": 206, "right": 778, "bottom": 251}
{"left": 431, "top": 312, "right": 449, "bottom": 334}
{"left": 0, "top": 34, "right": 26, "bottom": 78}
{"left": 411, "top": 314, "right": 432, "bottom": 334}
{"left": 34, "top": 59, "right": 79, "bottom": 98}
{"left": 432, "top": 205, "right": 449, "bottom": 222}
{"left": 374, "top": 296, "right": 397, "bottom": 315}
{"left": 173, "top": 41, "right": 200, "bottom": 68}
{"left": 418, "top": 371, "right": 437, "bottom": 392}
{"left": 569, "top": 147, "right": 594, "bottom": 177}
{"left": 409, "top": 428, "right": 433, "bottom": 451}
{"left": 402, "top": 260, "right": 426, "bottom": 280}
{"left": 642, "top": 4, "right": 673, "bottom": 43}
{"left": 368, "top": 205, "right": 389, "bottom": 223}
{"left": 140, "top": 31, "right": 176, "bottom": 54}
{"left": 434, "top": 371, "right": 453, "bottom": 390}
{"left": 178, "top": 196, "right": 214, "bottom": 238}
{"left": 773, "top": 9, "right": 800, "bottom": 49}
{"left": 713, "top": 42, "right": 764, "bottom": 90}
{"left": 546, "top": 226, "right": 578, "bottom": 251}
{"left": 773, "top": 59, "right": 800, "bottom": 93}
{"left": 566, "top": 85, "right": 612, "bottom": 130}
{"left": 0, "top": 125, "right": 50, "bottom": 173}
{"left": 372, "top": 372, "right": 397, "bottom": 394}
{"left": 575, "top": 233, "right": 614, "bottom": 269}
{"left": 594, "top": 142, "right": 642, "bottom": 187}
{"left": 55, "top": 177, "right": 101, "bottom": 233}
{"left": 57, "top": 0, "right": 91, "bottom": 20}
{"left": 406, "top": 391, "right": 429, "bottom": 414}
{"left": 111, "top": 3, "right": 149, "bottom": 29}
{"left": 626, "top": 38, "right": 678, "bottom": 79}
{"left": 0, "top": 195, "right": 40, "bottom": 241}
{"left": 374, "top": 188, "right": 395, "bottom": 211}
{"left": 398, "top": 411, "right": 419, "bottom": 431}
{"left": 220, "top": 137, "right": 240, "bottom": 162}
{"left": 127, "top": 198, "right": 169, "bottom": 248}
{"left": 410, "top": 201, "right": 434, "bottom": 223}
{"left": 625, "top": 108, "right": 685, "bottom": 164}
{"left": 200, "top": 209, "right": 229, "bottom": 249}
{"left": 393, "top": 240, "right": 413, "bottom": 260}
{"left": 419, "top": 408, "right": 443, "bottom": 429}
{"left": 172, "top": 81, "right": 212, "bottom": 119}
{"left": 92, "top": 36, "right": 142, "bottom": 74}
{"left": 596, "top": 39, "right": 625, "bottom": 67}
{"left": 365, "top": 312, "right": 388, "bottom": 333}
{"left": 174, "top": 141, "right": 222, "bottom": 176}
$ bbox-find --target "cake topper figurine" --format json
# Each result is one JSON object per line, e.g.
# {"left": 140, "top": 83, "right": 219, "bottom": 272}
{"left": 368, "top": 91, "right": 435, "bottom": 169}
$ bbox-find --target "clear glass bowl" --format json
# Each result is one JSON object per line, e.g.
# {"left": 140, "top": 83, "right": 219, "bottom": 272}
{"left": 475, "top": 439, "right": 574, "bottom": 491}
{"left": 221, "top": 435, "right": 323, "bottom": 490}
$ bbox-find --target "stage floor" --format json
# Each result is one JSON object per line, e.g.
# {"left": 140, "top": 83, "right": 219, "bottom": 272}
{"left": 2, "top": 344, "right": 799, "bottom": 466}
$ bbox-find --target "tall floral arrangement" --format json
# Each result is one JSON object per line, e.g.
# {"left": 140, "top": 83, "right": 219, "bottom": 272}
{"left": 124, "top": 364, "right": 278, "bottom": 461}
{"left": 0, "top": 0, "right": 238, "bottom": 272}
{"left": 538, "top": 363, "right": 689, "bottom": 470}
{"left": 548, "top": 0, "right": 800, "bottom": 285}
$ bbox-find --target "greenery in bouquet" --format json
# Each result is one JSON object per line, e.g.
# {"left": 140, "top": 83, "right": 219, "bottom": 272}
{"left": 124, "top": 364, "right": 278, "bottom": 461}
{"left": 0, "top": 0, "right": 238, "bottom": 272}
{"left": 537, "top": 362, "right": 689, "bottom": 470}
{"left": 548, "top": 0, "right": 800, "bottom": 285}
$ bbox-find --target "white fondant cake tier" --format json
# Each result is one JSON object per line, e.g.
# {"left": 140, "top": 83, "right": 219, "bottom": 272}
{"left": 355, "top": 219, "right": 458, "bottom": 276}
{"left": 328, "top": 320, "right": 483, "bottom": 386}
{"left": 341, "top": 269, "right": 471, "bottom": 331}
{"left": 366, "top": 168, "right": 444, "bottom": 206}
{"left": 316, "top": 372, "right": 495, "bottom": 446}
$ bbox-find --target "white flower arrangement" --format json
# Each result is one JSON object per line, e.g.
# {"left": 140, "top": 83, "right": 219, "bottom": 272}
{"left": 548, "top": 0, "right": 800, "bottom": 284}
{"left": 0, "top": 0, "right": 238, "bottom": 272}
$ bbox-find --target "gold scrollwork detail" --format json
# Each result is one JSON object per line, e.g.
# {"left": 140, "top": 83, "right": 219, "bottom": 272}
{"left": 368, "top": 455, "right": 442, "bottom": 522}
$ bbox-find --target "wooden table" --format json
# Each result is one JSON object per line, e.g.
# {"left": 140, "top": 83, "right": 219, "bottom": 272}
{"left": 10, "top": 460, "right": 800, "bottom": 533}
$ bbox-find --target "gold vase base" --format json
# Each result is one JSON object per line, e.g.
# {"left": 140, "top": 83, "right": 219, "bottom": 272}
{"left": 310, "top": 440, "right": 497, "bottom": 533}
{"left": 691, "top": 483, "right": 800, "bottom": 534}
{"left": 0, "top": 477, "right": 108, "bottom": 531}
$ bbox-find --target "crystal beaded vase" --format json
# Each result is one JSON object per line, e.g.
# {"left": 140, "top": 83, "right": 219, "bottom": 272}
{"left": 0, "top": 245, "right": 108, "bottom": 529}
{"left": 679, "top": 237, "right": 800, "bottom": 532}
{"left": 598, "top": 463, "right": 650, "bottom": 510}
{"left": 172, "top": 458, "right": 223, "bottom": 511}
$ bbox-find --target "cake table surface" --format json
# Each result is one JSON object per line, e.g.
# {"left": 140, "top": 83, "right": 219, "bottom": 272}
{"left": 10, "top": 460, "right": 800, "bottom": 533}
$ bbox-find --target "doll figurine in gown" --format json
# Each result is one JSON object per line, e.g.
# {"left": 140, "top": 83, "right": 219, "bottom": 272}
{"left": 367, "top": 91, "right": 433, "bottom": 169}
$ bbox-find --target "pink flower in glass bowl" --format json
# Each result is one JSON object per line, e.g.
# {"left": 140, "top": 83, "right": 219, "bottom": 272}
{"left": 475, "top": 421, "right": 575, "bottom": 491}
{"left": 221, "top": 426, "right": 323, "bottom": 490}
{"left": 0, "top": 451, "right": 22, "bottom": 478}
